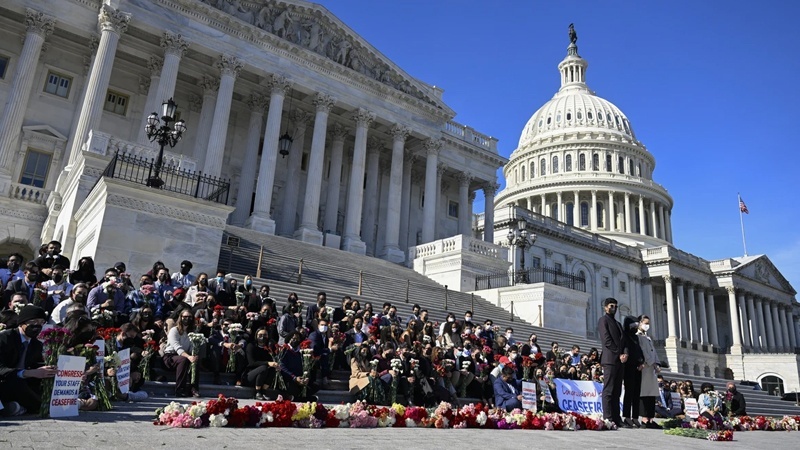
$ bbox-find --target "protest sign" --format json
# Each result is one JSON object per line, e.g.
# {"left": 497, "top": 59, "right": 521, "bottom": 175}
{"left": 522, "top": 381, "right": 537, "bottom": 411}
{"left": 50, "top": 355, "right": 86, "bottom": 418}
{"left": 539, "top": 380, "right": 554, "bottom": 403}
{"left": 554, "top": 379, "right": 603, "bottom": 414}
{"left": 684, "top": 397, "right": 699, "bottom": 419}
{"left": 95, "top": 339, "right": 105, "bottom": 373}
{"left": 116, "top": 348, "right": 131, "bottom": 395}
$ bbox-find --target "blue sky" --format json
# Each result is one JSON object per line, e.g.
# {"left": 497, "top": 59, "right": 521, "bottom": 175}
{"left": 322, "top": 1, "right": 800, "bottom": 293}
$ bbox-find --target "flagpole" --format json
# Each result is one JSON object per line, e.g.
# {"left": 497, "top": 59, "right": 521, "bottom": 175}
{"left": 738, "top": 193, "right": 748, "bottom": 256}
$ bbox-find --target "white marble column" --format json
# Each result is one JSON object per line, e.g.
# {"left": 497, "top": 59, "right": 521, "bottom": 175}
{"left": 697, "top": 287, "right": 709, "bottom": 345}
{"left": 140, "top": 31, "right": 187, "bottom": 148}
{"left": 745, "top": 294, "right": 760, "bottom": 351}
{"left": 784, "top": 307, "right": 797, "bottom": 350}
{"left": 557, "top": 192, "right": 564, "bottom": 222}
{"left": 676, "top": 282, "right": 688, "bottom": 341}
{"left": 624, "top": 192, "right": 632, "bottom": 233}
{"left": 457, "top": 172, "right": 473, "bottom": 235}
{"left": 608, "top": 191, "right": 614, "bottom": 230}
{"left": 191, "top": 76, "right": 219, "bottom": 169}
{"left": 687, "top": 286, "right": 699, "bottom": 344}
{"left": 278, "top": 110, "right": 311, "bottom": 236}
{"left": 770, "top": 301, "right": 785, "bottom": 351}
{"left": 666, "top": 210, "right": 673, "bottom": 243}
{"left": 664, "top": 275, "right": 677, "bottom": 339}
{"left": 361, "top": 138, "right": 383, "bottom": 254}
{"left": 727, "top": 286, "right": 743, "bottom": 347}
{"left": 762, "top": 299, "right": 776, "bottom": 351}
{"left": 737, "top": 292, "right": 751, "bottom": 348}
{"left": 202, "top": 55, "right": 241, "bottom": 178}
{"left": 659, "top": 204, "right": 666, "bottom": 240}
{"left": 66, "top": 6, "right": 131, "bottom": 165}
{"left": 295, "top": 93, "right": 335, "bottom": 244}
{"left": 230, "top": 94, "right": 268, "bottom": 226}
{"left": 650, "top": 200, "right": 658, "bottom": 238}
{"left": 399, "top": 152, "right": 416, "bottom": 250}
{"left": 638, "top": 195, "right": 646, "bottom": 235}
{"left": 706, "top": 289, "right": 719, "bottom": 347}
{"left": 380, "top": 125, "right": 410, "bottom": 262}
{"left": 323, "top": 124, "right": 348, "bottom": 235}
{"left": 540, "top": 194, "right": 547, "bottom": 218}
{"left": 421, "top": 139, "right": 441, "bottom": 243}
{"left": 643, "top": 278, "right": 655, "bottom": 318}
{"left": 755, "top": 297, "right": 768, "bottom": 351}
{"left": 483, "top": 182, "right": 497, "bottom": 242}
{"left": 778, "top": 305, "right": 791, "bottom": 352}
{"left": 573, "top": 191, "right": 579, "bottom": 226}
{"left": 246, "top": 75, "right": 291, "bottom": 234}
{"left": 590, "top": 190, "right": 598, "bottom": 231}
{"left": 136, "top": 56, "right": 164, "bottom": 145}
{"left": 342, "top": 109, "right": 375, "bottom": 254}
{"left": 0, "top": 9, "right": 55, "bottom": 172}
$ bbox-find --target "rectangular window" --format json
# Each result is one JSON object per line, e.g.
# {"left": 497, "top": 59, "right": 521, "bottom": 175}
{"left": 620, "top": 281, "right": 627, "bottom": 292}
{"left": 554, "top": 263, "right": 562, "bottom": 273}
{"left": 448, "top": 200, "right": 459, "bottom": 218}
{"left": 602, "top": 276, "right": 610, "bottom": 289}
{"left": 104, "top": 90, "right": 129, "bottom": 115}
{"left": 19, "top": 150, "right": 51, "bottom": 188}
{"left": 44, "top": 71, "right": 72, "bottom": 98}
{"left": 531, "top": 257, "right": 541, "bottom": 269}
{"left": 0, "top": 55, "right": 8, "bottom": 79}
{"left": 618, "top": 156, "right": 625, "bottom": 174}
{"left": 301, "top": 152, "right": 309, "bottom": 171}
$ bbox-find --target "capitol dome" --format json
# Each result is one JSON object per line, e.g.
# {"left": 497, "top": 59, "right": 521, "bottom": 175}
{"left": 495, "top": 29, "right": 674, "bottom": 248}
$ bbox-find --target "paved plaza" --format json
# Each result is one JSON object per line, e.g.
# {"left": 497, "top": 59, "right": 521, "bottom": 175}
{"left": 0, "top": 397, "right": 793, "bottom": 449}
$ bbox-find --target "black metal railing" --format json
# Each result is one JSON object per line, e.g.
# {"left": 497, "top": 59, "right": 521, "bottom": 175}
{"left": 475, "top": 266, "right": 586, "bottom": 292}
{"left": 101, "top": 151, "right": 230, "bottom": 204}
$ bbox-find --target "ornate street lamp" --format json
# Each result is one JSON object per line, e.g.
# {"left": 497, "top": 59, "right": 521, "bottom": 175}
{"left": 278, "top": 89, "right": 295, "bottom": 158}
{"left": 144, "top": 98, "right": 187, "bottom": 188}
{"left": 508, "top": 216, "right": 537, "bottom": 283}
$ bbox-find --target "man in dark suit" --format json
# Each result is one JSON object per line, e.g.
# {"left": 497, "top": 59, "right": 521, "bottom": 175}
{"left": 0, "top": 305, "right": 57, "bottom": 416}
{"left": 305, "top": 291, "right": 326, "bottom": 328}
{"left": 598, "top": 297, "right": 628, "bottom": 427}
{"left": 4, "top": 262, "right": 41, "bottom": 305}
{"left": 493, "top": 365, "right": 523, "bottom": 411}
{"left": 32, "top": 240, "right": 70, "bottom": 283}
{"left": 308, "top": 318, "right": 332, "bottom": 386}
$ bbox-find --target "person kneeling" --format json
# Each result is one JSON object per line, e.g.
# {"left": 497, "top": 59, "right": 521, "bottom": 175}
{"left": 493, "top": 366, "right": 523, "bottom": 412}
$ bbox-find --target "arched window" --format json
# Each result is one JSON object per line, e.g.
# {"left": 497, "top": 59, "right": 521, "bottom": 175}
{"left": 556, "top": 113, "right": 561, "bottom": 123}
{"left": 761, "top": 376, "right": 785, "bottom": 396}
{"left": 547, "top": 116, "right": 552, "bottom": 125}
{"left": 634, "top": 207, "right": 641, "bottom": 233}
{"left": 605, "top": 154, "right": 612, "bottom": 172}
{"left": 580, "top": 202, "right": 589, "bottom": 227}
{"left": 587, "top": 111, "right": 593, "bottom": 120}
{"left": 566, "top": 202, "right": 574, "bottom": 225}
{"left": 566, "top": 112, "right": 572, "bottom": 121}
{"left": 520, "top": 164, "right": 526, "bottom": 181}
{"left": 644, "top": 209, "right": 651, "bottom": 235}
{"left": 530, "top": 161, "right": 535, "bottom": 178}
{"left": 579, "top": 154, "right": 586, "bottom": 171}
{"left": 514, "top": 168, "right": 518, "bottom": 184}
{"left": 551, "top": 203, "right": 559, "bottom": 220}
{"left": 540, "top": 158, "right": 546, "bottom": 176}
{"left": 596, "top": 202, "right": 604, "bottom": 228}
{"left": 577, "top": 111, "right": 583, "bottom": 120}
{"left": 628, "top": 159, "right": 634, "bottom": 175}
{"left": 637, "top": 163, "right": 642, "bottom": 177}
{"left": 592, "top": 153, "right": 599, "bottom": 171}
{"left": 565, "top": 154, "right": 572, "bottom": 172}
{"left": 552, "top": 156, "right": 559, "bottom": 174}
{"left": 579, "top": 270, "right": 586, "bottom": 281}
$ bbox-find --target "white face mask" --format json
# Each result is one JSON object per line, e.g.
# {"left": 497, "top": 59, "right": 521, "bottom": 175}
{"left": 506, "top": 333, "right": 513, "bottom": 339}
{"left": 509, "top": 353, "right": 518, "bottom": 360}
{"left": 319, "top": 325, "right": 328, "bottom": 333}
{"left": 447, "top": 318, "right": 455, "bottom": 323}
{"left": 641, "top": 323, "right": 650, "bottom": 332}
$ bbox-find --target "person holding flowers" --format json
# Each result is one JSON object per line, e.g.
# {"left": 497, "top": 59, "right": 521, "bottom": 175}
{"left": 698, "top": 382, "right": 724, "bottom": 425}
{"left": 244, "top": 327, "right": 280, "bottom": 400}
{"left": 0, "top": 305, "right": 56, "bottom": 416}
{"left": 163, "top": 310, "right": 200, "bottom": 397}
{"left": 279, "top": 331, "right": 318, "bottom": 401}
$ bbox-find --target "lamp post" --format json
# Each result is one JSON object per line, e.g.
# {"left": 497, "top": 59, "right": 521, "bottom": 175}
{"left": 144, "top": 98, "right": 186, "bottom": 188}
{"left": 508, "top": 216, "right": 536, "bottom": 284}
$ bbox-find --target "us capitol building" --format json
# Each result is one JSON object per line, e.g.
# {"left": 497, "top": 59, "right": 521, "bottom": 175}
{"left": 0, "top": 1, "right": 797, "bottom": 392}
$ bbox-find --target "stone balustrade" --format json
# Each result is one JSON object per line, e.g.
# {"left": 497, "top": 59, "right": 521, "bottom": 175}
{"left": 8, "top": 182, "right": 49, "bottom": 205}
{"left": 83, "top": 130, "right": 197, "bottom": 172}
{"left": 409, "top": 234, "right": 507, "bottom": 261}
{"left": 442, "top": 119, "right": 498, "bottom": 152}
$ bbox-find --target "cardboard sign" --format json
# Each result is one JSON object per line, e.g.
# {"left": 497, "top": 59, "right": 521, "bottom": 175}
{"left": 670, "top": 392, "right": 683, "bottom": 416}
{"left": 49, "top": 355, "right": 86, "bottom": 418}
{"left": 95, "top": 339, "right": 105, "bottom": 374}
{"left": 522, "top": 381, "right": 537, "bottom": 411}
{"left": 116, "top": 348, "right": 131, "bottom": 394}
{"left": 554, "top": 379, "right": 603, "bottom": 414}
{"left": 684, "top": 397, "right": 699, "bottom": 419}
{"left": 539, "top": 380, "right": 554, "bottom": 403}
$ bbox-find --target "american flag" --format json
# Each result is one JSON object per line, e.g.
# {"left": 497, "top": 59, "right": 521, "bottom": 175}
{"left": 739, "top": 196, "right": 749, "bottom": 214}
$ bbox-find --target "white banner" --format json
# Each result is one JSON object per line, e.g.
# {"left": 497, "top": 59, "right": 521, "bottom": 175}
{"left": 554, "top": 379, "right": 603, "bottom": 414}
{"left": 50, "top": 355, "right": 86, "bottom": 418}
{"left": 522, "top": 381, "right": 537, "bottom": 411}
{"left": 116, "top": 348, "right": 131, "bottom": 395}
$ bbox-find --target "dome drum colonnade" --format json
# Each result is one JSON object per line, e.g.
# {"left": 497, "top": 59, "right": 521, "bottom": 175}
{"left": 495, "top": 37, "right": 673, "bottom": 244}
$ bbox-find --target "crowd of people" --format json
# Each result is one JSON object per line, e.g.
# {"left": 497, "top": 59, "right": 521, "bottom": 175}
{"left": 0, "top": 241, "right": 748, "bottom": 424}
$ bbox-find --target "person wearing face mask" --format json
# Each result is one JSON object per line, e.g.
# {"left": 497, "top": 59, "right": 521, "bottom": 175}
{"left": 249, "top": 285, "right": 275, "bottom": 314}
{"left": 279, "top": 331, "right": 317, "bottom": 401}
{"left": 32, "top": 240, "right": 70, "bottom": 283}
{"left": 438, "top": 313, "right": 457, "bottom": 337}
{"left": 598, "top": 297, "right": 628, "bottom": 428}
{"left": 0, "top": 305, "right": 57, "bottom": 416}
{"left": 87, "top": 271, "right": 127, "bottom": 325}
{"left": 304, "top": 292, "right": 327, "bottom": 329}
{"left": 41, "top": 264, "right": 73, "bottom": 306}
{"left": 208, "top": 319, "right": 245, "bottom": 386}
{"left": 277, "top": 304, "right": 300, "bottom": 345}
{"left": 186, "top": 272, "right": 212, "bottom": 308}
{"left": 171, "top": 260, "right": 196, "bottom": 289}
{"left": 725, "top": 382, "right": 747, "bottom": 417}
{"left": 69, "top": 256, "right": 97, "bottom": 286}
{"left": 0, "top": 253, "right": 25, "bottom": 287}
{"left": 4, "top": 262, "right": 40, "bottom": 306}
{"left": 308, "top": 318, "right": 332, "bottom": 386}
{"left": 504, "top": 327, "right": 516, "bottom": 346}
{"left": 163, "top": 310, "right": 201, "bottom": 397}
{"left": 636, "top": 315, "right": 661, "bottom": 428}
{"left": 51, "top": 283, "right": 91, "bottom": 325}
{"left": 439, "top": 320, "right": 462, "bottom": 350}
{"left": 245, "top": 327, "right": 280, "bottom": 400}
{"left": 621, "top": 315, "right": 644, "bottom": 428}
{"left": 126, "top": 275, "right": 165, "bottom": 320}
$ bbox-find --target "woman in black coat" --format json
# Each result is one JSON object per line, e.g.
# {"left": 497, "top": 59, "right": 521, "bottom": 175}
{"left": 621, "top": 315, "right": 644, "bottom": 427}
